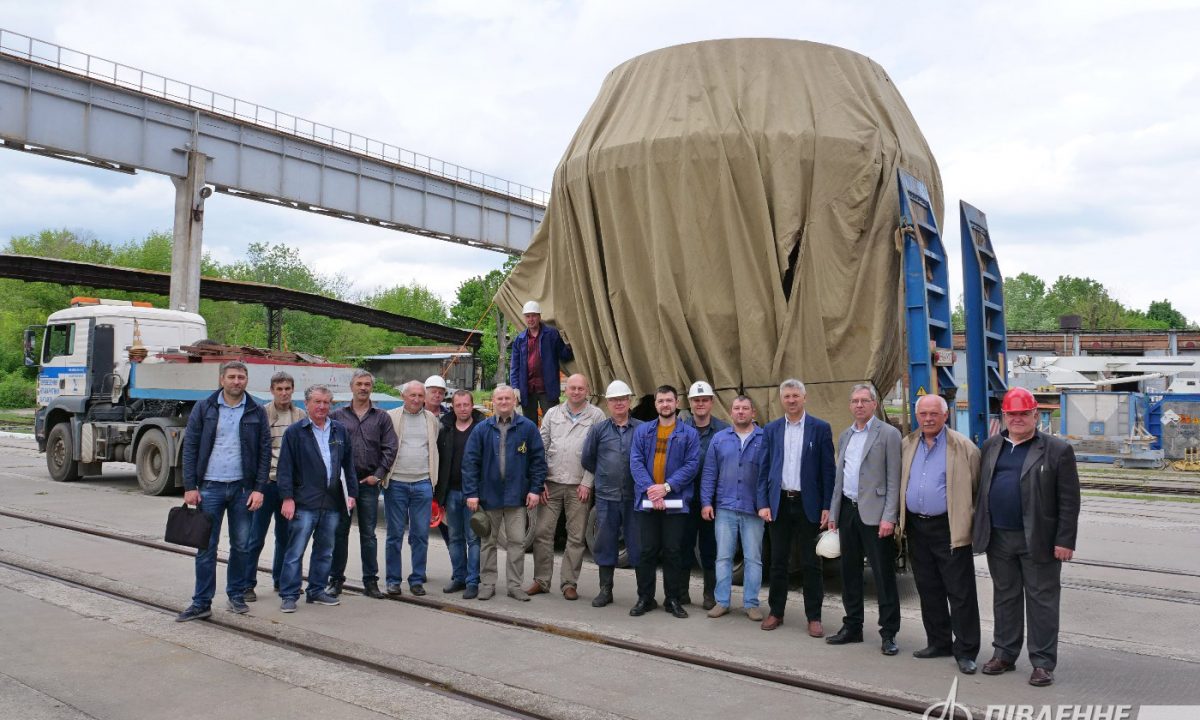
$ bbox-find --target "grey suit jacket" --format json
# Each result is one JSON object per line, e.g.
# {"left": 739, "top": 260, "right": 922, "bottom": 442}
{"left": 830, "top": 418, "right": 902, "bottom": 526}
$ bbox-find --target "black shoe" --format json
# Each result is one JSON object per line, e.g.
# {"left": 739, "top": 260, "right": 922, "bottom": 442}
{"left": 881, "top": 637, "right": 899, "bottom": 656}
{"left": 443, "top": 580, "right": 467, "bottom": 594}
{"left": 463, "top": 585, "right": 479, "bottom": 600}
{"left": 826, "top": 627, "right": 864, "bottom": 645}
{"left": 981, "top": 657, "right": 1016, "bottom": 675}
{"left": 702, "top": 569, "right": 716, "bottom": 610}
{"left": 386, "top": 583, "right": 403, "bottom": 596}
{"left": 175, "top": 605, "right": 211, "bottom": 622}
{"left": 227, "top": 597, "right": 250, "bottom": 615}
{"left": 592, "top": 587, "right": 613, "bottom": 608}
{"left": 629, "top": 598, "right": 659, "bottom": 616}
{"left": 362, "top": 581, "right": 385, "bottom": 599}
{"left": 664, "top": 600, "right": 689, "bottom": 619}
{"left": 327, "top": 578, "right": 345, "bottom": 597}
{"left": 243, "top": 589, "right": 257, "bottom": 603}
{"left": 957, "top": 657, "right": 978, "bottom": 675}
{"left": 913, "top": 646, "right": 953, "bottom": 659}
{"left": 409, "top": 584, "right": 426, "bottom": 596}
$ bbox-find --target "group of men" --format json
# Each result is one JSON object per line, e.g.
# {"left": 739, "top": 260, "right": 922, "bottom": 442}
{"left": 175, "top": 302, "right": 1080, "bottom": 690}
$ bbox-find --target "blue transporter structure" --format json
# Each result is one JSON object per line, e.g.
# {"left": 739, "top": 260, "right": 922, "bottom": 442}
{"left": 958, "top": 201, "right": 1009, "bottom": 446}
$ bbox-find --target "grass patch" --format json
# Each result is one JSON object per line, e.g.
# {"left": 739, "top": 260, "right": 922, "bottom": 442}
{"left": 1083, "top": 490, "right": 1200, "bottom": 504}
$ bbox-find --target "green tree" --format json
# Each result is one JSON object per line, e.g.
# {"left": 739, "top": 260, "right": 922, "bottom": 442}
{"left": 1001, "top": 273, "right": 1051, "bottom": 330}
{"left": 449, "top": 256, "right": 518, "bottom": 385}
{"left": 1146, "top": 300, "right": 1191, "bottom": 329}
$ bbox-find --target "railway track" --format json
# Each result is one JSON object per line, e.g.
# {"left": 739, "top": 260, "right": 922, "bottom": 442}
{"left": 1078, "top": 479, "right": 1200, "bottom": 497}
{"left": 0, "top": 506, "right": 945, "bottom": 719}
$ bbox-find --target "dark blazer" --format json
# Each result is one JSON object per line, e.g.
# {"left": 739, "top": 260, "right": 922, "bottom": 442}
{"left": 758, "top": 414, "right": 836, "bottom": 523}
{"left": 435, "top": 408, "right": 485, "bottom": 505}
{"left": 276, "top": 417, "right": 358, "bottom": 511}
{"left": 972, "top": 431, "right": 1081, "bottom": 564}
{"left": 182, "top": 389, "right": 271, "bottom": 493}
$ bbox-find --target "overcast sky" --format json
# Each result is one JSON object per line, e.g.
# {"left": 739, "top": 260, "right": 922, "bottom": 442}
{"left": 2, "top": 1, "right": 1198, "bottom": 322}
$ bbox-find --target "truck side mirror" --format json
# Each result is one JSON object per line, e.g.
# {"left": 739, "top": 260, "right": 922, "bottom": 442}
{"left": 23, "top": 327, "right": 39, "bottom": 367}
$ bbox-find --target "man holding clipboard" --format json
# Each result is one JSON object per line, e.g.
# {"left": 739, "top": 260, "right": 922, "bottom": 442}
{"left": 629, "top": 385, "right": 700, "bottom": 619}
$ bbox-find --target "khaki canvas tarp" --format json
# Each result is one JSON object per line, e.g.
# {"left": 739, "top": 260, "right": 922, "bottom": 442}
{"left": 498, "top": 39, "right": 942, "bottom": 427}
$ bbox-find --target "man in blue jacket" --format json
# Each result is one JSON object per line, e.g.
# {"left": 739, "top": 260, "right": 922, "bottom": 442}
{"left": 176, "top": 360, "right": 270, "bottom": 622}
{"left": 629, "top": 385, "right": 700, "bottom": 619}
{"left": 463, "top": 385, "right": 546, "bottom": 601}
{"left": 758, "top": 379, "right": 836, "bottom": 636}
{"left": 700, "top": 395, "right": 768, "bottom": 620}
{"left": 509, "top": 300, "right": 573, "bottom": 425}
{"left": 681, "top": 380, "right": 728, "bottom": 609}
{"left": 276, "top": 384, "right": 357, "bottom": 612}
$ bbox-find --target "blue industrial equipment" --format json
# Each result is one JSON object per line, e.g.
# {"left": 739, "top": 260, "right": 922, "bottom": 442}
{"left": 897, "top": 170, "right": 957, "bottom": 429}
{"left": 959, "top": 201, "right": 1009, "bottom": 446}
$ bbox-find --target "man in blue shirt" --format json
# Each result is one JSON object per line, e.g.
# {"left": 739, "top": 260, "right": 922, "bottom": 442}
{"left": 176, "top": 360, "right": 270, "bottom": 622}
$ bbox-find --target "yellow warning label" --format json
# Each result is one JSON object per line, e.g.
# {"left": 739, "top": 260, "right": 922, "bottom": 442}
{"left": 915, "top": 386, "right": 927, "bottom": 396}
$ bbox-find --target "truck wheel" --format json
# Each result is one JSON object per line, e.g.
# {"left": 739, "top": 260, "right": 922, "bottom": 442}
{"left": 135, "top": 430, "right": 175, "bottom": 496}
{"left": 585, "top": 505, "right": 631, "bottom": 568}
{"left": 46, "top": 424, "right": 81, "bottom": 483}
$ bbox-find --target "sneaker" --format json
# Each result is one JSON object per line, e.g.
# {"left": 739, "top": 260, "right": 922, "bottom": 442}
{"left": 463, "top": 585, "right": 479, "bottom": 600}
{"left": 280, "top": 598, "right": 297, "bottom": 613}
{"left": 386, "top": 583, "right": 403, "bottom": 596}
{"left": 226, "top": 597, "right": 250, "bottom": 614}
{"left": 746, "top": 607, "right": 764, "bottom": 622}
{"left": 243, "top": 589, "right": 257, "bottom": 603}
{"left": 477, "top": 585, "right": 495, "bottom": 600}
{"left": 175, "top": 605, "right": 211, "bottom": 622}
{"left": 443, "top": 580, "right": 467, "bottom": 594}
{"left": 307, "top": 591, "right": 340, "bottom": 606}
{"left": 327, "top": 578, "right": 345, "bottom": 597}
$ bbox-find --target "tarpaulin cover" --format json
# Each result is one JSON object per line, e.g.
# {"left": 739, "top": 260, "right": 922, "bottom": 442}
{"left": 498, "top": 38, "right": 942, "bottom": 427}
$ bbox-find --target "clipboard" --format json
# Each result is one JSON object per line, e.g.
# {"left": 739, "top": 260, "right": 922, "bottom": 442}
{"left": 641, "top": 498, "right": 684, "bottom": 510}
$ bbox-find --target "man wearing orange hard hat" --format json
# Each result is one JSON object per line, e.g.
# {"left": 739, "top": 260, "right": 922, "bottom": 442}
{"left": 971, "top": 387, "right": 1080, "bottom": 688}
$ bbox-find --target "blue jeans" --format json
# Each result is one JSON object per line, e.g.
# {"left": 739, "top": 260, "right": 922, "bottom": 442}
{"left": 714, "top": 509, "right": 764, "bottom": 609}
{"left": 246, "top": 481, "right": 288, "bottom": 591}
{"left": 593, "top": 497, "right": 639, "bottom": 568}
{"left": 330, "top": 482, "right": 381, "bottom": 584}
{"left": 444, "top": 489, "right": 480, "bottom": 586}
{"left": 384, "top": 479, "right": 432, "bottom": 586}
{"left": 192, "top": 481, "right": 252, "bottom": 608}
{"left": 280, "top": 507, "right": 341, "bottom": 601}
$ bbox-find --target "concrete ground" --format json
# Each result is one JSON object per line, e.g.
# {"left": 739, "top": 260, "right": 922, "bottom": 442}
{"left": 0, "top": 433, "right": 1198, "bottom": 718}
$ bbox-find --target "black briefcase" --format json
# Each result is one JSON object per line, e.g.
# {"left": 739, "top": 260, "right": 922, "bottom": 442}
{"left": 165, "top": 503, "right": 213, "bottom": 550}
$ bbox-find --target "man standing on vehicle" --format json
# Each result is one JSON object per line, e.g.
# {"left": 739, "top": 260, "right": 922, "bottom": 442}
{"left": 581, "top": 380, "right": 644, "bottom": 607}
{"left": 629, "top": 385, "right": 700, "bottom": 619}
{"left": 509, "top": 300, "right": 573, "bottom": 425}
{"left": 758, "top": 379, "right": 836, "bottom": 636}
{"left": 329, "top": 369, "right": 398, "bottom": 599}
{"left": 973, "top": 387, "right": 1080, "bottom": 687}
{"left": 681, "top": 380, "right": 728, "bottom": 609}
{"left": 276, "top": 384, "right": 357, "bottom": 612}
{"left": 899, "top": 394, "right": 982, "bottom": 675}
{"left": 436, "top": 389, "right": 485, "bottom": 599}
{"left": 176, "top": 360, "right": 269, "bottom": 622}
{"left": 526, "top": 373, "right": 606, "bottom": 600}
{"left": 700, "top": 396, "right": 768, "bottom": 620}
{"left": 827, "top": 383, "right": 903, "bottom": 655}
{"left": 383, "top": 380, "right": 440, "bottom": 596}
{"left": 244, "top": 371, "right": 306, "bottom": 602}
{"left": 463, "top": 384, "right": 546, "bottom": 601}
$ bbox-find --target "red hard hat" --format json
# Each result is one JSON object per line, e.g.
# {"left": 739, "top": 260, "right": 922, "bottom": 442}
{"left": 429, "top": 500, "right": 444, "bottom": 528}
{"left": 1001, "top": 387, "right": 1038, "bottom": 413}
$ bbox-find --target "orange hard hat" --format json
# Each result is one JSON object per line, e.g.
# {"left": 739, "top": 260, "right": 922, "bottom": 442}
{"left": 429, "top": 500, "right": 444, "bottom": 528}
{"left": 1001, "top": 387, "right": 1038, "bottom": 413}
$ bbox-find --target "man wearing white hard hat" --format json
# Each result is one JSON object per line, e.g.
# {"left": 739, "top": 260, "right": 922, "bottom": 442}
{"left": 580, "top": 379, "right": 644, "bottom": 607}
{"left": 680, "top": 380, "right": 728, "bottom": 609}
{"left": 424, "top": 375, "right": 449, "bottom": 418}
{"left": 509, "top": 300, "right": 573, "bottom": 426}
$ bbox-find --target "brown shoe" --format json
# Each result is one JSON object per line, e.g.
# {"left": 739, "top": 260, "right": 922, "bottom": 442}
{"left": 525, "top": 582, "right": 547, "bottom": 597}
{"left": 981, "top": 657, "right": 1016, "bottom": 675}
{"left": 807, "top": 620, "right": 824, "bottom": 638}
{"left": 746, "top": 607, "right": 764, "bottom": 622}
{"left": 707, "top": 604, "right": 729, "bottom": 618}
{"left": 1029, "top": 668, "right": 1054, "bottom": 687}
{"left": 760, "top": 615, "right": 783, "bottom": 631}
{"left": 562, "top": 586, "right": 578, "bottom": 601}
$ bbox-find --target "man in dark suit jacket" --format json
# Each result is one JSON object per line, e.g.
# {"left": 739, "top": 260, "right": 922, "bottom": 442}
{"left": 972, "top": 387, "right": 1080, "bottom": 688}
{"left": 757, "top": 379, "right": 836, "bottom": 636}
{"left": 828, "top": 383, "right": 903, "bottom": 655}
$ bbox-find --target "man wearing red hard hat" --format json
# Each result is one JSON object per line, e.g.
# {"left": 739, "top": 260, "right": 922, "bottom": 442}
{"left": 971, "top": 387, "right": 1080, "bottom": 688}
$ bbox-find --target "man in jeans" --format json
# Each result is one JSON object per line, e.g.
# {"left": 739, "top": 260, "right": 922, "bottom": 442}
{"left": 436, "top": 389, "right": 484, "bottom": 599}
{"left": 176, "top": 360, "right": 270, "bottom": 622}
{"left": 244, "top": 371, "right": 305, "bottom": 601}
{"left": 276, "top": 384, "right": 357, "bottom": 612}
{"left": 329, "top": 369, "right": 398, "bottom": 599}
{"left": 700, "top": 396, "right": 768, "bottom": 621}
{"left": 384, "top": 380, "right": 440, "bottom": 596}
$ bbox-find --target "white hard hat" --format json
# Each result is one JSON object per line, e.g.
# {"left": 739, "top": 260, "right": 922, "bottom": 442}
{"left": 605, "top": 380, "right": 634, "bottom": 399}
{"left": 522, "top": 300, "right": 542, "bottom": 315}
{"left": 688, "top": 380, "right": 715, "bottom": 399}
{"left": 815, "top": 529, "right": 841, "bottom": 559}
{"left": 424, "top": 374, "right": 448, "bottom": 390}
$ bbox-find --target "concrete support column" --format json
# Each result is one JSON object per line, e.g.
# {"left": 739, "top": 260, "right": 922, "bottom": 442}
{"left": 170, "top": 150, "right": 208, "bottom": 313}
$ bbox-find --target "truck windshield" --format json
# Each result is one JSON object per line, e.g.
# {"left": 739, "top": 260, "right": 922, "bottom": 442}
{"left": 43, "top": 324, "right": 75, "bottom": 362}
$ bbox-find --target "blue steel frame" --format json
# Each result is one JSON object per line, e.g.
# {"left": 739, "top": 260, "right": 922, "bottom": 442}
{"left": 959, "top": 201, "right": 1009, "bottom": 447}
{"left": 897, "top": 170, "right": 957, "bottom": 429}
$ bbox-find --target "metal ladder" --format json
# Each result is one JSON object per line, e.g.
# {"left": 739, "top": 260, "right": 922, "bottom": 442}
{"left": 958, "top": 201, "right": 1008, "bottom": 446}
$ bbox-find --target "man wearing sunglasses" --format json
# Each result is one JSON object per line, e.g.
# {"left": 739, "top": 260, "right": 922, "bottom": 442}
{"left": 971, "top": 387, "right": 1080, "bottom": 688}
